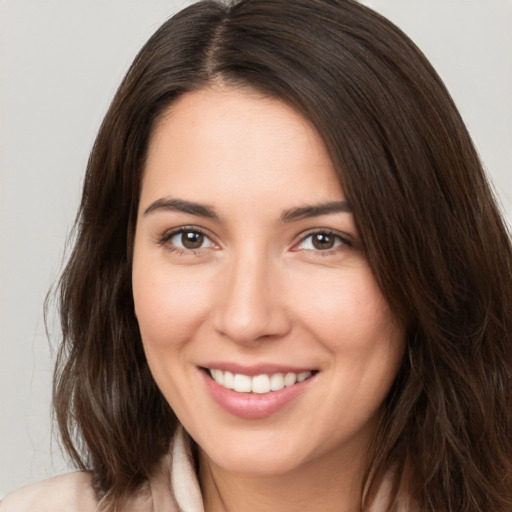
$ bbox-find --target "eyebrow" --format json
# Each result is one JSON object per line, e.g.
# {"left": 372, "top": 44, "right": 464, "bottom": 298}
{"left": 143, "top": 198, "right": 220, "bottom": 220}
{"left": 279, "top": 201, "right": 352, "bottom": 223}
{"left": 143, "top": 197, "right": 351, "bottom": 222}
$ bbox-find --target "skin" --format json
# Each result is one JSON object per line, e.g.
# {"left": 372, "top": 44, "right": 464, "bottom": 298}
{"left": 132, "top": 86, "right": 405, "bottom": 512}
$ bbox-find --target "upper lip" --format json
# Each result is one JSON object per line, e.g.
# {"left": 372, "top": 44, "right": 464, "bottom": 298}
{"left": 200, "top": 362, "right": 317, "bottom": 376}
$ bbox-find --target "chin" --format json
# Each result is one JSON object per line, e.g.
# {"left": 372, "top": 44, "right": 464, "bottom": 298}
{"left": 203, "top": 443, "right": 307, "bottom": 476}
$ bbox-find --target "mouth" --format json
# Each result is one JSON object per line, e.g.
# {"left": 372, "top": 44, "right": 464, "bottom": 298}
{"left": 203, "top": 367, "right": 317, "bottom": 395}
{"left": 199, "top": 363, "right": 319, "bottom": 419}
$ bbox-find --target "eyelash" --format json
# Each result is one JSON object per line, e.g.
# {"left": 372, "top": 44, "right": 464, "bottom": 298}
{"left": 158, "top": 226, "right": 214, "bottom": 256}
{"left": 158, "top": 227, "right": 353, "bottom": 256}
{"left": 294, "top": 229, "right": 353, "bottom": 256}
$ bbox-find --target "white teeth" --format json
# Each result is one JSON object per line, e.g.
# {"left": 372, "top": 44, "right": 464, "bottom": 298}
{"left": 297, "top": 372, "right": 310, "bottom": 382}
{"left": 270, "top": 373, "right": 285, "bottom": 391}
{"left": 208, "top": 369, "right": 313, "bottom": 394}
{"left": 233, "top": 373, "right": 252, "bottom": 392}
{"left": 284, "top": 372, "right": 297, "bottom": 387}
{"left": 211, "top": 369, "right": 224, "bottom": 385}
{"left": 223, "top": 371, "right": 234, "bottom": 389}
{"left": 252, "top": 374, "right": 271, "bottom": 394}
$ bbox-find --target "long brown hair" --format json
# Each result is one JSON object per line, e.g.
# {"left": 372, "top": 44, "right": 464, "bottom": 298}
{"left": 53, "top": 1, "right": 512, "bottom": 510}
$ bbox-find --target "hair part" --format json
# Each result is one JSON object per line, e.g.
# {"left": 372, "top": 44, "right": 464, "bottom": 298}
{"left": 53, "top": 1, "right": 512, "bottom": 510}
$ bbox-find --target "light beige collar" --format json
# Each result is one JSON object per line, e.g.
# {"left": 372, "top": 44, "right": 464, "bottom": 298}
{"left": 148, "top": 427, "right": 203, "bottom": 512}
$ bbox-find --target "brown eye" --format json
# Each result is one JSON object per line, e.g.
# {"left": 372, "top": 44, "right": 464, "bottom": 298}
{"left": 312, "top": 233, "right": 335, "bottom": 250}
{"left": 181, "top": 231, "right": 204, "bottom": 249}
{"left": 295, "top": 231, "right": 347, "bottom": 252}
{"left": 164, "top": 228, "right": 215, "bottom": 252}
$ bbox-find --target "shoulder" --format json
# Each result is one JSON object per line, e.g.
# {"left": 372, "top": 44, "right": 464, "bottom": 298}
{"left": 0, "top": 472, "right": 97, "bottom": 512}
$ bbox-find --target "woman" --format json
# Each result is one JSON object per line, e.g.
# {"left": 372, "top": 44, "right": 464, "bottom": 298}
{"left": 2, "top": 0, "right": 511, "bottom": 510}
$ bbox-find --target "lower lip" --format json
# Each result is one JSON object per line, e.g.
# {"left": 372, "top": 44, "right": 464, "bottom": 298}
{"left": 201, "top": 370, "right": 316, "bottom": 419}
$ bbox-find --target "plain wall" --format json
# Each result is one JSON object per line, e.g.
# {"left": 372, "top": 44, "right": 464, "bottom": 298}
{"left": 1, "top": 0, "right": 511, "bottom": 498}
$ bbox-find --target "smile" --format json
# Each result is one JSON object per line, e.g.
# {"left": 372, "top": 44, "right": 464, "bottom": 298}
{"left": 208, "top": 368, "right": 313, "bottom": 394}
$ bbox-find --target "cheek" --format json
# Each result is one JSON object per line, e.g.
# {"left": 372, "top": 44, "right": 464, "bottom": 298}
{"left": 132, "top": 256, "right": 215, "bottom": 412}
{"left": 290, "top": 264, "right": 400, "bottom": 347}
{"left": 289, "top": 264, "right": 405, "bottom": 401}
{"left": 132, "top": 254, "right": 211, "bottom": 355}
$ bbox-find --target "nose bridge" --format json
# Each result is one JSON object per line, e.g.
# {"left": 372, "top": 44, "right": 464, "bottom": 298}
{"left": 214, "top": 244, "right": 288, "bottom": 344}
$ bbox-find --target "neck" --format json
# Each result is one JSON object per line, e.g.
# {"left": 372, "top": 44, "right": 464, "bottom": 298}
{"left": 199, "top": 444, "right": 368, "bottom": 512}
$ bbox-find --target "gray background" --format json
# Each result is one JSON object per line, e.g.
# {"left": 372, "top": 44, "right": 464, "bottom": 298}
{"left": 1, "top": 0, "right": 511, "bottom": 498}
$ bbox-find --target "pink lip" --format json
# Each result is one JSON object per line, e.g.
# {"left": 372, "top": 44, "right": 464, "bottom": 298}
{"left": 200, "top": 361, "right": 315, "bottom": 376}
{"left": 200, "top": 368, "right": 317, "bottom": 420}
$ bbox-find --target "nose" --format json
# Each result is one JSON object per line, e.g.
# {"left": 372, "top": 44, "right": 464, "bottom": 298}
{"left": 212, "top": 250, "right": 292, "bottom": 345}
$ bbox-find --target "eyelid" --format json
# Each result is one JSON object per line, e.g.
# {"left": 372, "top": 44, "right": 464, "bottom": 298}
{"left": 292, "top": 228, "right": 354, "bottom": 251}
{"left": 158, "top": 225, "right": 218, "bottom": 251}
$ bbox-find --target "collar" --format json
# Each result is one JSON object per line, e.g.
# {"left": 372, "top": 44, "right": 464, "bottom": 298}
{"left": 149, "top": 427, "right": 204, "bottom": 512}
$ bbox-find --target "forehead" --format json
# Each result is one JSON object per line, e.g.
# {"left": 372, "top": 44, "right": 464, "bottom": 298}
{"left": 140, "top": 86, "right": 344, "bottom": 211}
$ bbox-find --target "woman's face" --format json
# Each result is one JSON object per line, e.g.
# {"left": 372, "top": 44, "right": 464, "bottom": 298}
{"left": 132, "top": 87, "right": 405, "bottom": 476}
